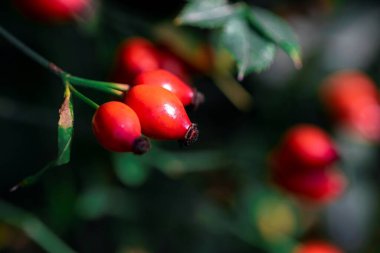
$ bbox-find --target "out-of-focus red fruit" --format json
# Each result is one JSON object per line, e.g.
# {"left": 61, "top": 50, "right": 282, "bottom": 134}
{"left": 346, "top": 104, "right": 380, "bottom": 141}
{"left": 271, "top": 124, "right": 339, "bottom": 172}
{"left": 295, "top": 241, "right": 343, "bottom": 253}
{"left": 274, "top": 168, "right": 346, "bottom": 202}
{"left": 124, "top": 85, "right": 198, "bottom": 146}
{"left": 134, "top": 69, "right": 203, "bottom": 107}
{"left": 158, "top": 50, "right": 190, "bottom": 82}
{"left": 270, "top": 124, "right": 346, "bottom": 203}
{"left": 92, "top": 101, "right": 150, "bottom": 154}
{"left": 321, "top": 70, "right": 380, "bottom": 142}
{"left": 321, "top": 71, "right": 378, "bottom": 112}
{"left": 14, "top": 0, "right": 89, "bottom": 23}
{"left": 113, "top": 38, "right": 160, "bottom": 84}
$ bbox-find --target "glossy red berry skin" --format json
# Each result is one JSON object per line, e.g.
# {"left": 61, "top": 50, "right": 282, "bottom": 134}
{"left": 134, "top": 69, "right": 198, "bottom": 107}
{"left": 321, "top": 70, "right": 380, "bottom": 141}
{"left": 92, "top": 101, "right": 150, "bottom": 154}
{"left": 113, "top": 38, "right": 160, "bottom": 84}
{"left": 124, "top": 85, "right": 198, "bottom": 145}
{"left": 14, "top": 0, "right": 89, "bottom": 23}
{"left": 271, "top": 124, "right": 339, "bottom": 172}
{"left": 295, "top": 241, "right": 343, "bottom": 253}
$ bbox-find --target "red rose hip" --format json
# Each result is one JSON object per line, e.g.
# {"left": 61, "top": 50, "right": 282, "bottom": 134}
{"left": 134, "top": 69, "right": 203, "bottom": 107}
{"left": 321, "top": 70, "right": 380, "bottom": 142}
{"left": 295, "top": 241, "right": 343, "bottom": 253}
{"left": 92, "top": 101, "right": 150, "bottom": 154}
{"left": 124, "top": 85, "right": 198, "bottom": 145}
{"left": 14, "top": 0, "right": 90, "bottom": 23}
{"left": 272, "top": 124, "right": 339, "bottom": 172}
{"left": 113, "top": 38, "right": 160, "bottom": 84}
{"left": 273, "top": 168, "right": 347, "bottom": 202}
{"left": 158, "top": 50, "right": 190, "bottom": 82}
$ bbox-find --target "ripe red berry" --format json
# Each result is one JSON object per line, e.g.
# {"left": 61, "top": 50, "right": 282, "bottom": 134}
{"left": 158, "top": 50, "right": 190, "bottom": 83}
{"left": 321, "top": 70, "right": 380, "bottom": 141}
{"left": 14, "top": 0, "right": 89, "bottom": 23}
{"left": 273, "top": 168, "right": 346, "bottom": 202}
{"left": 134, "top": 69, "right": 204, "bottom": 107}
{"left": 113, "top": 38, "right": 160, "bottom": 84}
{"left": 271, "top": 124, "right": 339, "bottom": 172}
{"left": 92, "top": 101, "right": 150, "bottom": 154}
{"left": 124, "top": 85, "right": 198, "bottom": 145}
{"left": 270, "top": 124, "right": 345, "bottom": 202}
{"left": 295, "top": 241, "right": 343, "bottom": 253}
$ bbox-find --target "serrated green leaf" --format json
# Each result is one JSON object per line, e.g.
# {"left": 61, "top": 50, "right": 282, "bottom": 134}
{"left": 245, "top": 30, "right": 276, "bottom": 74}
{"left": 57, "top": 86, "right": 73, "bottom": 165}
{"left": 221, "top": 17, "right": 276, "bottom": 80}
{"left": 176, "top": 0, "right": 235, "bottom": 28}
{"left": 247, "top": 7, "right": 302, "bottom": 68}
{"left": 113, "top": 154, "right": 150, "bottom": 187}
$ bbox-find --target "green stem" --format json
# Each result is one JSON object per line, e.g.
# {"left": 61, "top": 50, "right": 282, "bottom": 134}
{"left": 68, "top": 85, "right": 99, "bottom": 109}
{"left": 66, "top": 75, "right": 129, "bottom": 92}
{"left": 0, "top": 25, "right": 129, "bottom": 95}
{"left": 0, "top": 25, "right": 64, "bottom": 75}
{"left": 0, "top": 200, "right": 77, "bottom": 253}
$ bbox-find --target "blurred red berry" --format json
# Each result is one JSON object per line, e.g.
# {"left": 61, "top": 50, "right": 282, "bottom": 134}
{"left": 124, "top": 85, "right": 198, "bottom": 146}
{"left": 158, "top": 50, "right": 190, "bottom": 82}
{"left": 14, "top": 0, "right": 89, "bottom": 23}
{"left": 295, "top": 241, "right": 343, "bottom": 253}
{"left": 270, "top": 124, "right": 346, "bottom": 202}
{"left": 134, "top": 69, "right": 203, "bottom": 107}
{"left": 273, "top": 168, "right": 346, "bottom": 202}
{"left": 321, "top": 70, "right": 380, "bottom": 141}
{"left": 92, "top": 101, "right": 150, "bottom": 154}
{"left": 113, "top": 38, "right": 161, "bottom": 84}
{"left": 271, "top": 124, "right": 339, "bottom": 172}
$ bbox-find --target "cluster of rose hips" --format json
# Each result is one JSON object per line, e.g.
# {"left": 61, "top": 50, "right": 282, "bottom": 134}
{"left": 5, "top": 1, "right": 366, "bottom": 252}
{"left": 321, "top": 70, "right": 380, "bottom": 142}
{"left": 270, "top": 124, "right": 347, "bottom": 203}
{"left": 271, "top": 70, "right": 379, "bottom": 202}
{"left": 112, "top": 37, "right": 205, "bottom": 107}
{"left": 112, "top": 37, "right": 192, "bottom": 85}
{"left": 93, "top": 38, "right": 203, "bottom": 155}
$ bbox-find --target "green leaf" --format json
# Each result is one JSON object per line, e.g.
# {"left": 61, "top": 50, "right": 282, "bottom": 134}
{"left": 10, "top": 85, "right": 74, "bottom": 191}
{"left": 57, "top": 85, "right": 74, "bottom": 165}
{"left": 113, "top": 154, "right": 150, "bottom": 187}
{"left": 176, "top": 0, "right": 235, "bottom": 28}
{"left": 76, "top": 186, "right": 109, "bottom": 219}
{"left": 0, "top": 200, "right": 76, "bottom": 253}
{"left": 247, "top": 7, "right": 302, "bottom": 68}
{"left": 221, "top": 17, "right": 276, "bottom": 80}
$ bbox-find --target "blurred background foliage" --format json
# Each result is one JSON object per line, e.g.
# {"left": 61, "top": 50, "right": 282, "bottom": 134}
{"left": 1, "top": 0, "right": 380, "bottom": 252}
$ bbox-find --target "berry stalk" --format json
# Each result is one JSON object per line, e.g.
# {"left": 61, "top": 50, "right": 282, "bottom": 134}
{"left": 67, "top": 84, "right": 99, "bottom": 109}
{"left": 0, "top": 25, "right": 127, "bottom": 98}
